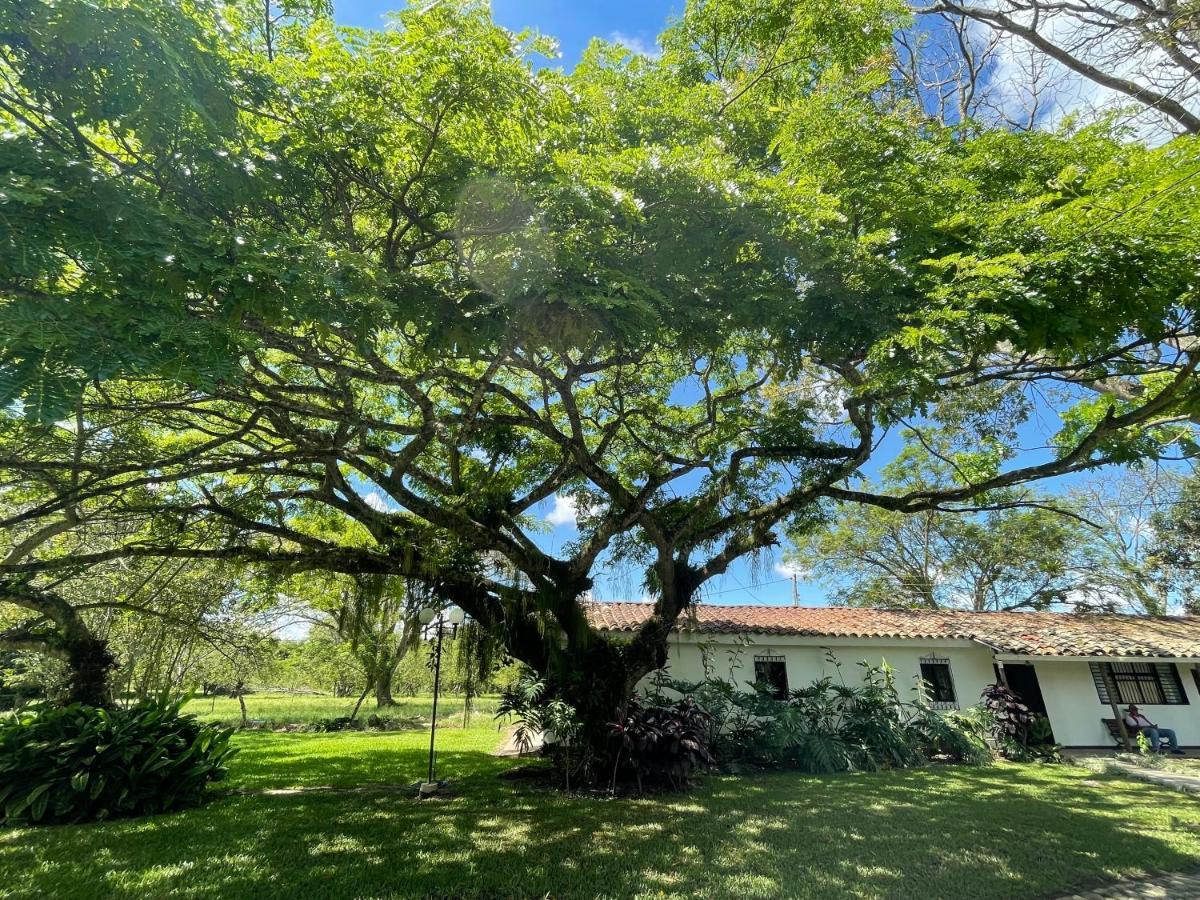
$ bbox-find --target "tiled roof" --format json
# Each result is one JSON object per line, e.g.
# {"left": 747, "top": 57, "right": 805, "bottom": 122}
{"left": 582, "top": 601, "right": 1200, "bottom": 659}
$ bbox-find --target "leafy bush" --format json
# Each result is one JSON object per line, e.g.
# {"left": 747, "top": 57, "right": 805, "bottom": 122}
{"left": 908, "top": 706, "right": 992, "bottom": 765}
{"left": 300, "top": 713, "right": 422, "bottom": 733}
{"left": 652, "top": 672, "right": 777, "bottom": 764}
{"left": 980, "top": 682, "right": 1032, "bottom": 741}
{"left": 495, "top": 672, "right": 586, "bottom": 788}
{"left": 666, "top": 657, "right": 991, "bottom": 774}
{"left": 0, "top": 697, "right": 236, "bottom": 825}
{"left": 976, "top": 684, "right": 1062, "bottom": 761}
{"left": 304, "top": 715, "right": 359, "bottom": 733}
{"left": 608, "top": 695, "right": 713, "bottom": 791}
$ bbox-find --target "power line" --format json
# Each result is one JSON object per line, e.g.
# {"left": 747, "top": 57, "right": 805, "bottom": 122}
{"left": 702, "top": 577, "right": 791, "bottom": 598}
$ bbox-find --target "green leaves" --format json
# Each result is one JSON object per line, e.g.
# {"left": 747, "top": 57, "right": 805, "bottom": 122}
{"left": 0, "top": 696, "right": 236, "bottom": 825}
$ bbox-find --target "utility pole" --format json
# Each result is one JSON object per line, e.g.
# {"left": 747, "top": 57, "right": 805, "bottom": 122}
{"left": 792, "top": 573, "right": 799, "bottom": 607}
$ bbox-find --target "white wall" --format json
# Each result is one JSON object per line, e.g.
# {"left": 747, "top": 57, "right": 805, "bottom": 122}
{"left": 641, "top": 632, "right": 1200, "bottom": 746}
{"left": 645, "top": 633, "right": 998, "bottom": 711}
{"left": 1021, "top": 658, "right": 1200, "bottom": 747}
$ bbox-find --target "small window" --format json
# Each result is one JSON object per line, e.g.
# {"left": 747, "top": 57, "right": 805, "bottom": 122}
{"left": 1091, "top": 662, "right": 1188, "bottom": 705}
{"left": 920, "top": 657, "right": 957, "bottom": 708}
{"left": 753, "top": 656, "right": 789, "bottom": 700}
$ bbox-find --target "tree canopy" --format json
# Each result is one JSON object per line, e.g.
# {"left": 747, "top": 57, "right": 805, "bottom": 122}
{"left": 2, "top": 0, "right": 1199, "bottom": 728}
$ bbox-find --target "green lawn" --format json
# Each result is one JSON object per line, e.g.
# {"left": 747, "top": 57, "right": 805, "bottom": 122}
{"left": 180, "top": 693, "right": 499, "bottom": 728}
{"left": 3, "top": 723, "right": 1200, "bottom": 899}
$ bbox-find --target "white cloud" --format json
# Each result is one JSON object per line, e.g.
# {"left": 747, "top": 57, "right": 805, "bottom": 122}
{"left": 608, "top": 31, "right": 660, "bottom": 59}
{"left": 775, "top": 560, "right": 809, "bottom": 579}
{"left": 364, "top": 490, "right": 393, "bottom": 512}
{"left": 546, "top": 494, "right": 579, "bottom": 527}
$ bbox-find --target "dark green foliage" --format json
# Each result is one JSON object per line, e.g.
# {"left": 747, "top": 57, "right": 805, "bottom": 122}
{"left": 908, "top": 706, "right": 994, "bottom": 765}
{"left": 302, "top": 714, "right": 422, "bottom": 733}
{"left": 304, "top": 716, "right": 358, "bottom": 733}
{"left": 667, "top": 659, "right": 990, "bottom": 774}
{"left": 495, "top": 672, "right": 587, "bottom": 788}
{"left": 608, "top": 695, "right": 713, "bottom": 791}
{"left": 980, "top": 682, "right": 1032, "bottom": 739}
{"left": 0, "top": 697, "right": 235, "bottom": 825}
{"left": 495, "top": 672, "right": 716, "bottom": 793}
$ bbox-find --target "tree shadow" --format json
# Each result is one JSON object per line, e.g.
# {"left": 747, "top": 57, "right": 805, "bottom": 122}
{"left": 4, "top": 757, "right": 1200, "bottom": 899}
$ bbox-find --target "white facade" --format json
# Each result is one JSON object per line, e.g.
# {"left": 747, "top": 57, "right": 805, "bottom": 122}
{"left": 646, "top": 631, "right": 1200, "bottom": 747}
{"left": 996, "top": 654, "right": 1200, "bottom": 747}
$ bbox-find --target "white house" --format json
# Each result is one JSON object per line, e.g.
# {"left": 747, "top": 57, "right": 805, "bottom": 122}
{"left": 584, "top": 601, "right": 1200, "bottom": 748}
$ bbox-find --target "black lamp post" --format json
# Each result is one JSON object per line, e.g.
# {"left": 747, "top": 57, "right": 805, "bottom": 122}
{"left": 417, "top": 605, "right": 464, "bottom": 797}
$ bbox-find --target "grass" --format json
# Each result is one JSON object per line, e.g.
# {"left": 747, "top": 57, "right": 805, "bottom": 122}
{"left": 180, "top": 693, "right": 500, "bottom": 728}
{"left": 3, "top": 724, "right": 1200, "bottom": 899}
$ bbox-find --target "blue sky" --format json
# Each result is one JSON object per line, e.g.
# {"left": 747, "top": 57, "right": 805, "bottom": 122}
{"left": 335, "top": 1, "right": 680, "bottom": 64}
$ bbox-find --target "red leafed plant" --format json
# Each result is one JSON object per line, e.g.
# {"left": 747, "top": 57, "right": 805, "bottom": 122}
{"left": 608, "top": 696, "right": 713, "bottom": 793}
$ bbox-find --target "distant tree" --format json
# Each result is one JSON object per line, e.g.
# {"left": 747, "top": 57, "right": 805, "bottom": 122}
{"left": 1146, "top": 470, "right": 1200, "bottom": 612}
{"left": 1065, "top": 468, "right": 1190, "bottom": 615}
{"left": 789, "top": 433, "right": 1086, "bottom": 610}
{"left": 792, "top": 502, "right": 1084, "bottom": 611}
{"left": 319, "top": 575, "right": 425, "bottom": 709}
{"left": 912, "top": 0, "right": 1200, "bottom": 136}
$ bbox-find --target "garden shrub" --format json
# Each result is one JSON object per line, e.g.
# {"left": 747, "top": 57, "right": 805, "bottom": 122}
{"left": 608, "top": 695, "right": 713, "bottom": 791}
{"left": 300, "top": 714, "right": 423, "bottom": 733}
{"left": 495, "top": 672, "right": 715, "bottom": 793}
{"left": 304, "top": 715, "right": 358, "bottom": 732}
{"left": 977, "top": 682, "right": 1062, "bottom": 761}
{"left": 0, "top": 697, "right": 236, "bottom": 825}
{"left": 908, "top": 706, "right": 992, "bottom": 765}
{"left": 666, "top": 657, "right": 992, "bottom": 774}
{"left": 495, "top": 672, "right": 587, "bottom": 788}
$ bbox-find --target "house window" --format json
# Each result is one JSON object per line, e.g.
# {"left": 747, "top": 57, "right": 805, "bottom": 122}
{"left": 753, "top": 656, "right": 789, "bottom": 700}
{"left": 920, "top": 657, "right": 957, "bottom": 709}
{"left": 1090, "top": 662, "right": 1188, "bottom": 706}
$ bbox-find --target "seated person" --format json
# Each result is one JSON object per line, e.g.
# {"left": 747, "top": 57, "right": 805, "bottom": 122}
{"left": 1124, "top": 704, "right": 1185, "bottom": 754}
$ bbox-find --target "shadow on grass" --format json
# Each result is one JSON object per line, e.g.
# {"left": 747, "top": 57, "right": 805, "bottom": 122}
{"left": 220, "top": 728, "right": 507, "bottom": 791}
{"left": 3, "top": 751, "right": 1200, "bottom": 900}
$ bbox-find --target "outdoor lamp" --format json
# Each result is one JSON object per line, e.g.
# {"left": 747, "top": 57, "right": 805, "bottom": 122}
{"left": 419, "top": 603, "right": 452, "bottom": 797}
{"left": 447, "top": 607, "right": 466, "bottom": 626}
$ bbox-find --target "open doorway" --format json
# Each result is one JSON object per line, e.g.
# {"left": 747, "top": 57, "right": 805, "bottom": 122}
{"left": 1001, "top": 663, "right": 1053, "bottom": 745}
{"left": 1001, "top": 663, "right": 1048, "bottom": 715}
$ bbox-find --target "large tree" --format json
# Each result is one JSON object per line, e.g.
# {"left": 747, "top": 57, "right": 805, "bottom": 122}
{"left": 2, "top": 0, "right": 1199, "bottom": 750}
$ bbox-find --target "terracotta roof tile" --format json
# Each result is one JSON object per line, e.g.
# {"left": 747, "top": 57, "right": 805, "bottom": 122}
{"left": 582, "top": 601, "right": 1200, "bottom": 658}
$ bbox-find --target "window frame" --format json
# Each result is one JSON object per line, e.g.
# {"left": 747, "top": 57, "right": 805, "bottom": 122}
{"left": 919, "top": 656, "right": 958, "bottom": 709}
{"left": 752, "top": 655, "right": 789, "bottom": 701}
{"left": 1090, "top": 661, "right": 1189, "bottom": 706}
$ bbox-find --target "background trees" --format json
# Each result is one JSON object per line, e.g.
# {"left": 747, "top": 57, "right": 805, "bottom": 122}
{"left": 298, "top": 574, "right": 426, "bottom": 709}
{"left": 1, "top": 0, "right": 1198, "bottom": 745}
{"left": 790, "top": 494, "right": 1083, "bottom": 611}
{"left": 915, "top": 0, "right": 1200, "bottom": 136}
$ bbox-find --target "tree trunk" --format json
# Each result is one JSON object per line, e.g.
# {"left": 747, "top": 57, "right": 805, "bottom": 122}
{"left": 2, "top": 583, "right": 117, "bottom": 708}
{"left": 374, "top": 667, "right": 396, "bottom": 707}
{"left": 556, "top": 628, "right": 657, "bottom": 779}
{"left": 443, "top": 570, "right": 685, "bottom": 784}
{"left": 373, "top": 640, "right": 411, "bottom": 708}
{"left": 235, "top": 680, "right": 248, "bottom": 727}
{"left": 63, "top": 636, "right": 116, "bottom": 707}
{"left": 350, "top": 681, "right": 370, "bottom": 721}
